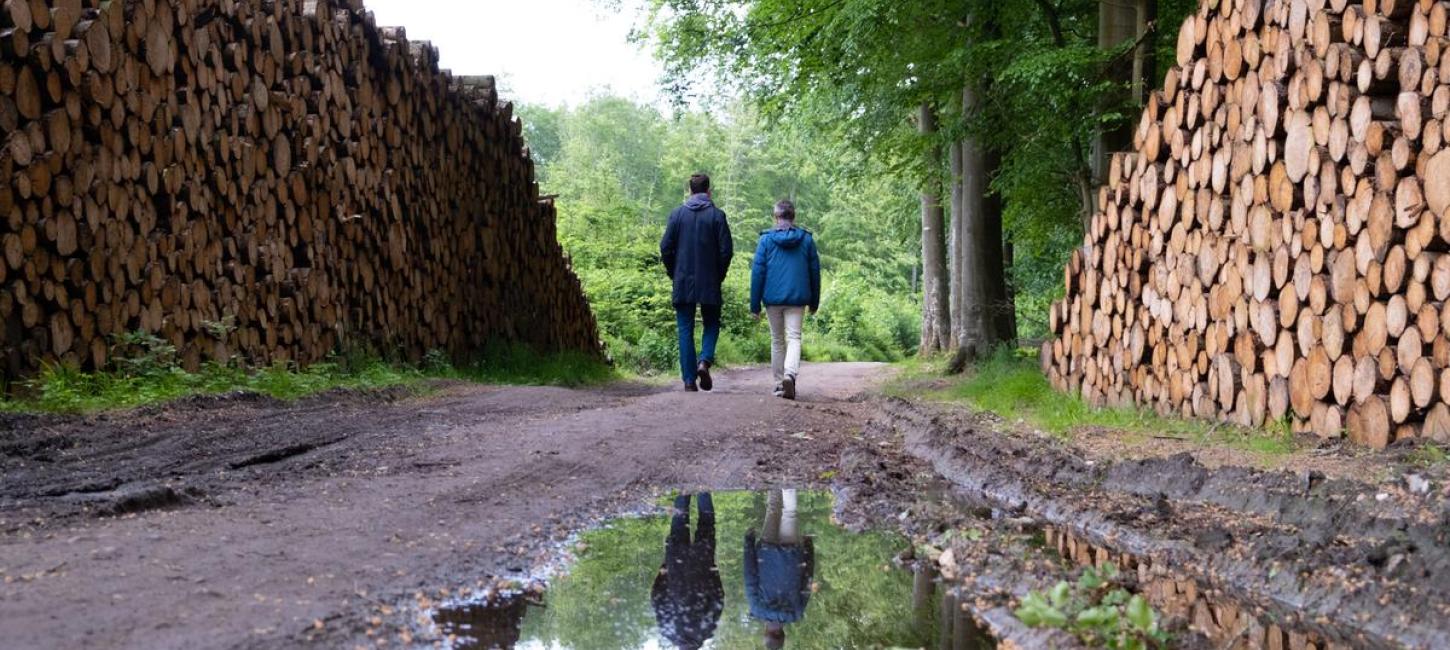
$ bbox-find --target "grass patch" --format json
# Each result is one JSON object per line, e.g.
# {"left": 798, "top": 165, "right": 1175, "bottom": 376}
{"left": 1408, "top": 443, "right": 1449, "bottom": 468}
{"left": 0, "top": 338, "right": 616, "bottom": 415}
{"left": 894, "top": 347, "right": 1301, "bottom": 458}
{"left": 435, "top": 344, "right": 617, "bottom": 387}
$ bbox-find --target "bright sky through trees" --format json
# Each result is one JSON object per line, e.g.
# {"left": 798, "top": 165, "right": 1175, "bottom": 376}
{"left": 362, "top": 0, "right": 662, "bottom": 107}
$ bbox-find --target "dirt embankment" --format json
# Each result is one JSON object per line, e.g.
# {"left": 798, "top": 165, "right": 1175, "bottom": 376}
{"left": 872, "top": 398, "right": 1450, "bottom": 650}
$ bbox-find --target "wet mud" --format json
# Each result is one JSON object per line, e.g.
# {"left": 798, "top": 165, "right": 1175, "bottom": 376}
{"left": 3, "top": 362, "right": 1446, "bottom": 648}
{"left": 873, "top": 398, "right": 1450, "bottom": 649}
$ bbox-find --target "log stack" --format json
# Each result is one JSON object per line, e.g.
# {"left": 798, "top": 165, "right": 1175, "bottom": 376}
{"left": 1046, "top": 0, "right": 1450, "bottom": 448}
{"left": 0, "top": 0, "right": 601, "bottom": 383}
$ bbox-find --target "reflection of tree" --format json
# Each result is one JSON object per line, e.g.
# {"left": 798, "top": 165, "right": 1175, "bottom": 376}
{"left": 518, "top": 491, "right": 936, "bottom": 649}
{"left": 937, "top": 590, "right": 996, "bottom": 650}
{"left": 432, "top": 596, "right": 527, "bottom": 649}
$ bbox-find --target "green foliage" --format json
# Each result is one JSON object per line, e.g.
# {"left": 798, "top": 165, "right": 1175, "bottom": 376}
{"left": 1408, "top": 443, "right": 1449, "bottom": 468}
{"left": 0, "top": 336, "right": 615, "bottom": 414}
{"left": 518, "top": 491, "right": 936, "bottom": 648}
{"left": 519, "top": 96, "right": 920, "bottom": 374}
{"left": 640, "top": 0, "right": 1208, "bottom": 342}
{"left": 1015, "top": 563, "right": 1169, "bottom": 649}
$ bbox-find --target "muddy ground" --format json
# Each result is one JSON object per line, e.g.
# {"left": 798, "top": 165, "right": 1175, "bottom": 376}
{"left": 0, "top": 364, "right": 884, "bottom": 649}
{"left": 3, "top": 362, "right": 1449, "bottom": 649}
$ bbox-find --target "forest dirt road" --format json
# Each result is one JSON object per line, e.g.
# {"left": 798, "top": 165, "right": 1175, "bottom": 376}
{"left": 0, "top": 363, "right": 887, "bottom": 650}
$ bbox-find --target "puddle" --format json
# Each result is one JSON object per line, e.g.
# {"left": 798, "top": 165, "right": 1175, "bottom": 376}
{"left": 424, "top": 490, "right": 992, "bottom": 649}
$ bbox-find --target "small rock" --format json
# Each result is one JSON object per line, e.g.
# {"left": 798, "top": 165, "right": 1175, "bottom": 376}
{"left": 1406, "top": 474, "right": 1431, "bottom": 495}
{"left": 938, "top": 548, "right": 958, "bottom": 580}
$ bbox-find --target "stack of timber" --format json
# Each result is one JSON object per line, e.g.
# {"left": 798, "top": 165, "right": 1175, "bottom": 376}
{"left": 0, "top": 0, "right": 600, "bottom": 382}
{"left": 1046, "top": 0, "right": 1450, "bottom": 448}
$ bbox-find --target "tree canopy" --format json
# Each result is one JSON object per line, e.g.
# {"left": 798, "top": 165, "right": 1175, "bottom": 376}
{"left": 639, "top": 0, "right": 1197, "bottom": 340}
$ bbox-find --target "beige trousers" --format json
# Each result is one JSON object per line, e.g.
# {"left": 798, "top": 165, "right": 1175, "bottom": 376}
{"left": 763, "top": 488, "right": 799, "bottom": 544}
{"left": 766, "top": 305, "right": 805, "bottom": 384}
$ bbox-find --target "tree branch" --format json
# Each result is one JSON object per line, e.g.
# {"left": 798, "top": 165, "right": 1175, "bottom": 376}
{"left": 745, "top": 0, "right": 846, "bottom": 34}
{"left": 1093, "top": 20, "right": 1159, "bottom": 83}
{"left": 1032, "top": 0, "right": 1066, "bottom": 47}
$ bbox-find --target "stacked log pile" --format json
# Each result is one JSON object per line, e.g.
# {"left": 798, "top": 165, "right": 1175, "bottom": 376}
{"left": 1046, "top": 0, "right": 1450, "bottom": 447}
{"left": 0, "top": 0, "right": 600, "bottom": 382}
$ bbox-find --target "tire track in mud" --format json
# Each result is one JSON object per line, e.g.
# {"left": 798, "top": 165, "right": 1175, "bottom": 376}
{"left": 874, "top": 397, "right": 1450, "bottom": 649}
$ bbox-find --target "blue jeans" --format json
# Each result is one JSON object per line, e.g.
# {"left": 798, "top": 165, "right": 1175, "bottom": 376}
{"left": 675, "top": 303, "right": 721, "bottom": 384}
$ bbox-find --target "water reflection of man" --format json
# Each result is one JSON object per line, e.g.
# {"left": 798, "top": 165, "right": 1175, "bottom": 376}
{"left": 745, "top": 489, "right": 815, "bottom": 649}
{"left": 651, "top": 492, "right": 724, "bottom": 650}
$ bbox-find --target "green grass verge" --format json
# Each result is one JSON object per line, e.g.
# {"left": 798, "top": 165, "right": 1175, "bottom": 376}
{"left": 1408, "top": 442, "right": 1449, "bottom": 468}
{"left": 891, "top": 347, "right": 1301, "bottom": 459}
{"left": 0, "top": 343, "right": 616, "bottom": 415}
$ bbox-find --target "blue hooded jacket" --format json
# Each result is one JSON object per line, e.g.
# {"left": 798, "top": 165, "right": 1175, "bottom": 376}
{"left": 750, "top": 226, "right": 821, "bottom": 313}
{"left": 661, "top": 194, "right": 734, "bottom": 306}
{"left": 743, "top": 531, "right": 814, "bottom": 624}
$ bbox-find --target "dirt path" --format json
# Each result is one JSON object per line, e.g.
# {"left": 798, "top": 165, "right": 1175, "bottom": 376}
{"left": 0, "top": 363, "right": 886, "bottom": 650}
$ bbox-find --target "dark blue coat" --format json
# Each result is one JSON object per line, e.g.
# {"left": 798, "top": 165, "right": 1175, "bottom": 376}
{"left": 744, "top": 531, "right": 815, "bottom": 624}
{"left": 661, "top": 194, "right": 734, "bottom": 306}
{"left": 750, "top": 227, "right": 821, "bottom": 313}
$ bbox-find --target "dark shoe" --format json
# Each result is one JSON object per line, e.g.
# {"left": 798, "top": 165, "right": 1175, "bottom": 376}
{"left": 684, "top": 381, "right": 699, "bottom": 392}
{"left": 697, "top": 360, "right": 713, "bottom": 391}
{"left": 781, "top": 375, "right": 796, "bottom": 400}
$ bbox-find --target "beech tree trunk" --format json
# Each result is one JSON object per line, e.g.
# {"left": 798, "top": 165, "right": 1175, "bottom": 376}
{"left": 1094, "top": 0, "right": 1142, "bottom": 183}
{"left": 919, "top": 103, "right": 951, "bottom": 354}
{"left": 948, "top": 120, "right": 966, "bottom": 350}
{"left": 949, "top": 80, "right": 1010, "bottom": 370}
{"left": 984, "top": 152, "right": 1015, "bottom": 344}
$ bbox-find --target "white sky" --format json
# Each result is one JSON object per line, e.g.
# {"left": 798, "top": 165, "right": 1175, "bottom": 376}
{"left": 362, "top": 0, "right": 663, "bottom": 108}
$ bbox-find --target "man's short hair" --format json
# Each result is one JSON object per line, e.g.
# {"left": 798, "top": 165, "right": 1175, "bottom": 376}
{"left": 774, "top": 199, "right": 796, "bottom": 220}
{"left": 688, "top": 173, "right": 710, "bottom": 194}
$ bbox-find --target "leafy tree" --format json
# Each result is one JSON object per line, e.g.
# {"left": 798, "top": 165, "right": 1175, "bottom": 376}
{"left": 638, "top": 0, "right": 1199, "bottom": 345}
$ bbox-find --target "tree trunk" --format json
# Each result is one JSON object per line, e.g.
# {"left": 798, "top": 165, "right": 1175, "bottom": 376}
{"left": 948, "top": 119, "right": 966, "bottom": 351}
{"left": 1134, "top": 0, "right": 1156, "bottom": 103}
{"left": 948, "top": 80, "right": 1009, "bottom": 372}
{"left": 1093, "top": 0, "right": 1142, "bottom": 183}
{"left": 918, "top": 103, "right": 951, "bottom": 355}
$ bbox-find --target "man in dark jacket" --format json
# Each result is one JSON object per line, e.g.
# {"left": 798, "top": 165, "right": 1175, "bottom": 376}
{"left": 651, "top": 493, "right": 724, "bottom": 650}
{"left": 661, "top": 173, "right": 734, "bottom": 391}
{"left": 749, "top": 200, "right": 821, "bottom": 400}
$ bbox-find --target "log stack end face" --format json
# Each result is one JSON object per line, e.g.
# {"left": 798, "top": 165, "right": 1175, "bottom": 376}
{"left": 1048, "top": 0, "right": 1450, "bottom": 449}
{"left": 0, "top": 0, "right": 602, "bottom": 385}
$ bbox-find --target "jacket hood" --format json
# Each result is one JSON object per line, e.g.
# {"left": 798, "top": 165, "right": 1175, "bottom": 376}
{"left": 765, "top": 227, "right": 806, "bottom": 249}
{"left": 684, "top": 193, "right": 714, "bottom": 210}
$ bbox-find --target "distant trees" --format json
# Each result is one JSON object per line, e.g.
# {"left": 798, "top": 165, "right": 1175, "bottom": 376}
{"left": 519, "top": 97, "right": 921, "bottom": 372}
{"left": 641, "top": 0, "right": 1197, "bottom": 358}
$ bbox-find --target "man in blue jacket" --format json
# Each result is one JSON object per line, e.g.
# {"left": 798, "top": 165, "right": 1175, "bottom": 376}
{"left": 661, "top": 173, "right": 734, "bottom": 392}
{"left": 744, "top": 488, "right": 814, "bottom": 649}
{"left": 750, "top": 200, "right": 821, "bottom": 400}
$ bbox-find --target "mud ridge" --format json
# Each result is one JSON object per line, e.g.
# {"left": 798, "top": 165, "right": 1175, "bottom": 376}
{"left": 875, "top": 398, "right": 1450, "bottom": 649}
